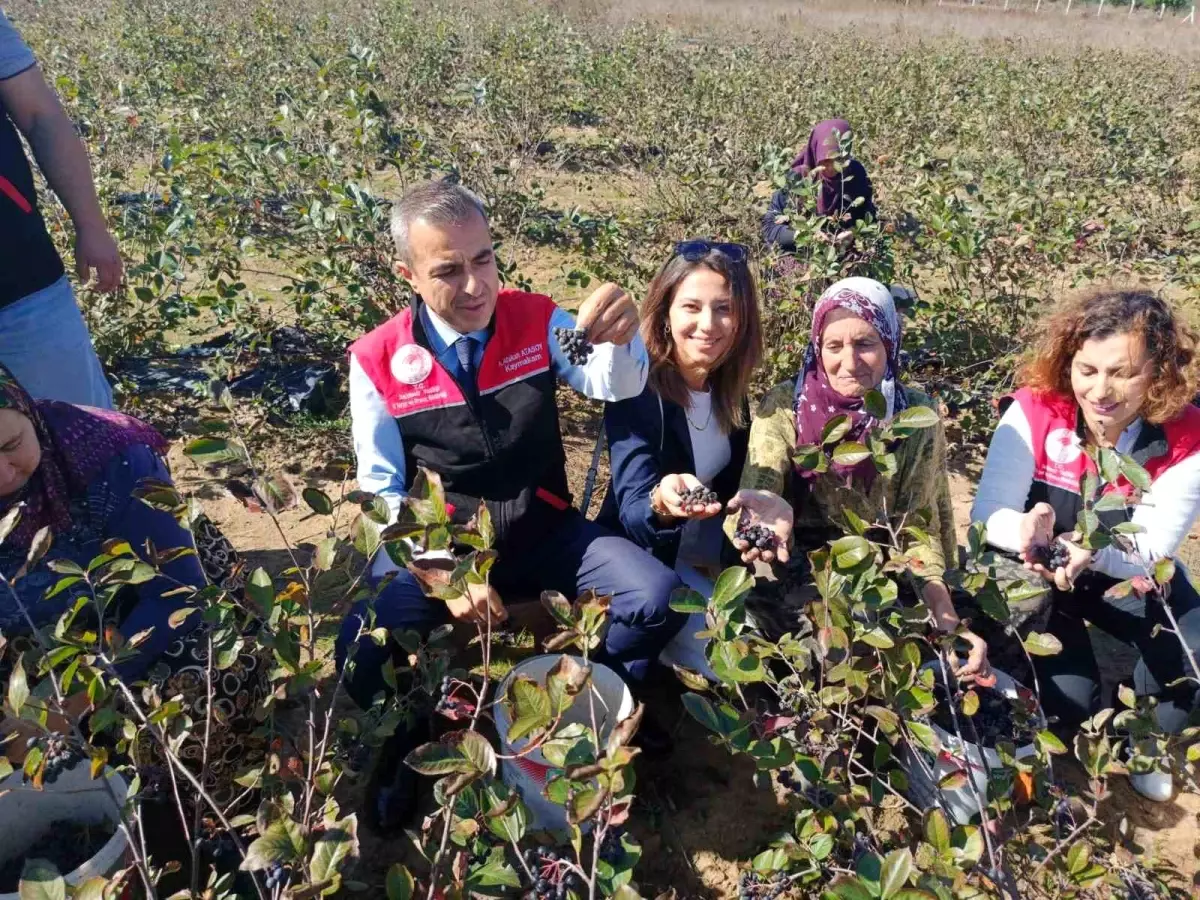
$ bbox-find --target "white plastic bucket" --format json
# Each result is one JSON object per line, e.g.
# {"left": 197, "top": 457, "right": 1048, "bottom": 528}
{"left": 901, "top": 663, "right": 1040, "bottom": 825}
{"left": 494, "top": 655, "right": 633, "bottom": 831}
{"left": 0, "top": 760, "right": 129, "bottom": 897}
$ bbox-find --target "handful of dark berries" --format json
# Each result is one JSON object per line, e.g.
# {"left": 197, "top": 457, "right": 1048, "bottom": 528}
{"left": 554, "top": 327, "right": 593, "bottom": 366}
{"left": 1029, "top": 540, "right": 1070, "bottom": 571}
{"left": 677, "top": 485, "right": 719, "bottom": 510}
{"left": 520, "top": 846, "right": 582, "bottom": 899}
{"left": 735, "top": 522, "right": 777, "bottom": 551}
{"left": 27, "top": 731, "right": 82, "bottom": 784}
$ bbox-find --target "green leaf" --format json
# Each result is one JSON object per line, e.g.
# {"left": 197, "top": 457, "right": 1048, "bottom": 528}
{"left": 906, "top": 721, "right": 939, "bottom": 753}
{"left": 822, "top": 414, "right": 853, "bottom": 445}
{"left": 1119, "top": 457, "right": 1152, "bottom": 492}
{"left": 385, "top": 864, "right": 414, "bottom": 900}
{"left": 404, "top": 740, "right": 473, "bottom": 777}
{"left": 302, "top": 487, "right": 334, "bottom": 516}
{"left": 880, "top": 848, "right": 914, "bottom": 898}
{"left": 825, "top": 875, "right": 874, "bottom": 900}
{"left": 504, "top": 677, "right": 552, "bottom": 743}
{"left": 1097, "top": 448, "right": 1122, "bottom": 484}
{"left": 669, "top": 587, "right": 707, "bottom": 614}
{"left": 309, "top": 816, "right": 359, "bottom": 887}
{"left": 681, "top": 692, "right": 723, "bottom": 735}
{"left": 7, "top": 658, "right": 28, "bottom": 714}
{"left": 710, "top": 566, "right": 754, "bottom": 611}
{"left": 924, "top": 808, "right": 951, "bottom": 855}
{"left": 17, "top": 859, "right": 66, "bottom": 900}
{"left": 458, "top": 730, "right": 498, "bottom": 777}
{"left": 863, "top": 389, "right": 888, "bottom": 420}
{"left": 961, "top": 690, "right": 979, "bottom": 717}
{"left": 865, "top": 705, "right": 900, "bottom": 734}
{"left": 832, "top": 442, "right": 871, "bottom": 467}
{"left": 1066, "top": 840, "right": 1090, "bottom": 876}
{"left": 465, "top": 853, "right": 521, "bottom": 890}
{"left": 830, "top": 535, "right": 871, "bottom": 568}
{"left": 1023, "top": 632, "right": 1063, "bottom": 656}
{"left": 1153, "top": 557, "right": 1176, "bottom": 586}
{"left": 860, "top": 626, "right": 895, "bottom": 649}
{"left": 1036, "top": 729, "right": 1067, "bottom": 755}
{"left": 794, "top": 443, "right": 825, "bottom": 471}
{"left": 240, "top": 819, "right": 305, "bottom": 871}
{"left": 246, "top": 567, "right": 275, "bottom": 616}
{"left": 891, "top": 406, "right": 939, "bottom": 432}
{"left": 184, "top": 437, "right": 247, "bottom": 465}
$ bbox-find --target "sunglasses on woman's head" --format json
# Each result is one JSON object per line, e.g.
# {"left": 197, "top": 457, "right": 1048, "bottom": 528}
{"left": 673, "top": 239, "right": 749, "bottom": 264}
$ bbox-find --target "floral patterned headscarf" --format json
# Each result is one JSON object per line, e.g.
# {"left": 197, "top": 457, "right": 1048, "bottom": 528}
{"left": 0, "top": 364, "right": 167, "bottom": 549}
{"left": 793, "top": 277, "right": 907, "bottom": 488}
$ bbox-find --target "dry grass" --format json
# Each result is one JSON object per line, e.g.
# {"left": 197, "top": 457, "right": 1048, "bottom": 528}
{"left": 538, "top": 0, "right": 1200, "bottom": 52}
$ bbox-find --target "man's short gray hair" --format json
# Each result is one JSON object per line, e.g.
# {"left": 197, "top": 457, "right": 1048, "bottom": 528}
{"left": 391, "top": 180, "right": 487, "bottom": 264}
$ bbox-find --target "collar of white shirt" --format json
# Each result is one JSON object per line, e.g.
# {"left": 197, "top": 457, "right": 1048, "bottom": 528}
{"left": 421, "top": 303, "right": 490, "bottom": 357}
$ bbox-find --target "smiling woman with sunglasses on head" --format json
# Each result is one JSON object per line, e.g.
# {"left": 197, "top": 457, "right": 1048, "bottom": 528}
{"left": 725, "top": 277, "right": 990, "bottom": 683}
{"left": 599, "top": 240, "right": 762, "bottom": 669}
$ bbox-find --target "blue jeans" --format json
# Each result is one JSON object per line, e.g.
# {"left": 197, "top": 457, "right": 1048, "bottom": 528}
{"left": 0, "top": 276, "right": 113, "bottom": 408}
{"left": 336, "top": 511, "right": 686, "bottom": 709}
{"left": 1035, "top": 567, "right": 1200, "bottom": 729}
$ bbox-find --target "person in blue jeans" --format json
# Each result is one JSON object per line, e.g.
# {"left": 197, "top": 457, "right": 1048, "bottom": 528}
{"left": 336, "top": 180, "right": 686, "bottom": 831}
{"left": 0, "top": 10, "right": 121, "bottom": 408}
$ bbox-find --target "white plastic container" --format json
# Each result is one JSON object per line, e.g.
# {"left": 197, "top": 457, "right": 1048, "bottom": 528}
{"left": 494, "top": 655, "right": 633, "bottom": 831}
{"left": 0, "top": 760, "right": 129, "bottom": 897}
{"left": 901, "top": 663, "right": 1040, "bottom": 825}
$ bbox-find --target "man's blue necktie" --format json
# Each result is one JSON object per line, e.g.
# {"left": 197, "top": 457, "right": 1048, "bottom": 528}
{"left": 455, "top": 335, "right": 477, "bottom": 398}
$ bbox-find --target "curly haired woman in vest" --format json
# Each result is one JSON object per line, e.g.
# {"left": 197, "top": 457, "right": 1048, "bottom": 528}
{"left": 972, "top": 287, "right": 1200, "bottom": 802}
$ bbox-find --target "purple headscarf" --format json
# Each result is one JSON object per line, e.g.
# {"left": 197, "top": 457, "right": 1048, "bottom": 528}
{"left": 794, "top": 277, "right": 908, "bottom": 489}
{"left": 0, "top": 365, "right": 168, "bottom": 549}
{"left": 790, "top": 119, "right": 874, "bottom": 222}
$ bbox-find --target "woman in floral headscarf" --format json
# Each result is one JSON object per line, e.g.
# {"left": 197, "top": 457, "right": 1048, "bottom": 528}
{"left": 0, "top": 364, "right": 264, "bottom": 806}
{"left": 725, "top": 277, "right": 989, "bottom": 680}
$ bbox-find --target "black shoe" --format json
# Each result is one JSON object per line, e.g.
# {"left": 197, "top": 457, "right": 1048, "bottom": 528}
{"left": 365, "top": 727, "right": 424, "bottom": 834}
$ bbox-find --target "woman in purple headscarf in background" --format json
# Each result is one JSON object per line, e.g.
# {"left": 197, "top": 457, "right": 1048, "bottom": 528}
{"left": 763, "top": 118, "right": 878, "bottom": 252}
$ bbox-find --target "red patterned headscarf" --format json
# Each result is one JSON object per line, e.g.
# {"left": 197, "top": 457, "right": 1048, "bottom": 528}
{"left": 793, "top": 278, "right": 908, "bottom": 489}
{"left": 0, "top": 364, "right": 168, "bottom": 549}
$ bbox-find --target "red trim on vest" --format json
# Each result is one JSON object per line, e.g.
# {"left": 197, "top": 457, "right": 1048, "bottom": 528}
{"left": 1011, "top": 387, "right": 1200, "bottom": 495}
{"left": 535, "top": 487, "right": 569, "bottom": 511}
{"left": 0, "top": 175, "right": 32, "bottom": 214}
{"left": 350, "top": 289, "right": 558, "bottom": 419}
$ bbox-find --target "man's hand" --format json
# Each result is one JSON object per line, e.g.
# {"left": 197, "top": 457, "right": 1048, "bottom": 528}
{"left": 577, "top": 282, "right": 639, "bottom": 346}
{"left": 445, "top": 581, "right": 508, "bottom": 625}
{"left": 727, "top": 489, "right": 794, "bottom": 564}
{"left": 75, "top": 224, "right": 122, "bottom": 293}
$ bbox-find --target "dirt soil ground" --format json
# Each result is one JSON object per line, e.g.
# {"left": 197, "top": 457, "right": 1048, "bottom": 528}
{"left": 158, "top": 386, "right": 1200, "bottom": 896}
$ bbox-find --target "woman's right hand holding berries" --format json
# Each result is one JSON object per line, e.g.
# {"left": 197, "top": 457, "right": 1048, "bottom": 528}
{"left": 651, "top": 474, "right": 721, "bottom": 523}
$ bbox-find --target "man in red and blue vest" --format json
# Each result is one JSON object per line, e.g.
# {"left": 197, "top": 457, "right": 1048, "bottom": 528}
{"left": 337, "top": 180, "right": 686, "bottom": 830}
{"left": 0, "top": 10, "right": 121, "bottom": 407}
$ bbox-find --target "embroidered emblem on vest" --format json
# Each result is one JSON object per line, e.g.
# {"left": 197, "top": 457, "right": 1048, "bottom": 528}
{"left": 1044, "top": 427, "right": 1082, "bottom": 466}
{"left": 391, "top": 345, "right": 434, "bottom": 385}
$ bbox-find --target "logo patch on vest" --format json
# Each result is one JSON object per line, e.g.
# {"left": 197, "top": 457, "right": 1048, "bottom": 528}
{"left": 1044, "top": 428, "right": 1082, "bottom": 465}
{"left": 391, "top": 345, "right": 433, "bottom": 385}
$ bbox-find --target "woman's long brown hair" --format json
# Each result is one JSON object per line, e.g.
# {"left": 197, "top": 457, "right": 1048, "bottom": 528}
{"left": 640, "top": 250, "right": 763, "bottom": 433}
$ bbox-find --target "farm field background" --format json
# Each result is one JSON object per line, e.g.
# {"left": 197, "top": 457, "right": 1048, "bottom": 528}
{"left": 6, "top": 0, "right": 1200, "bottom": 894}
